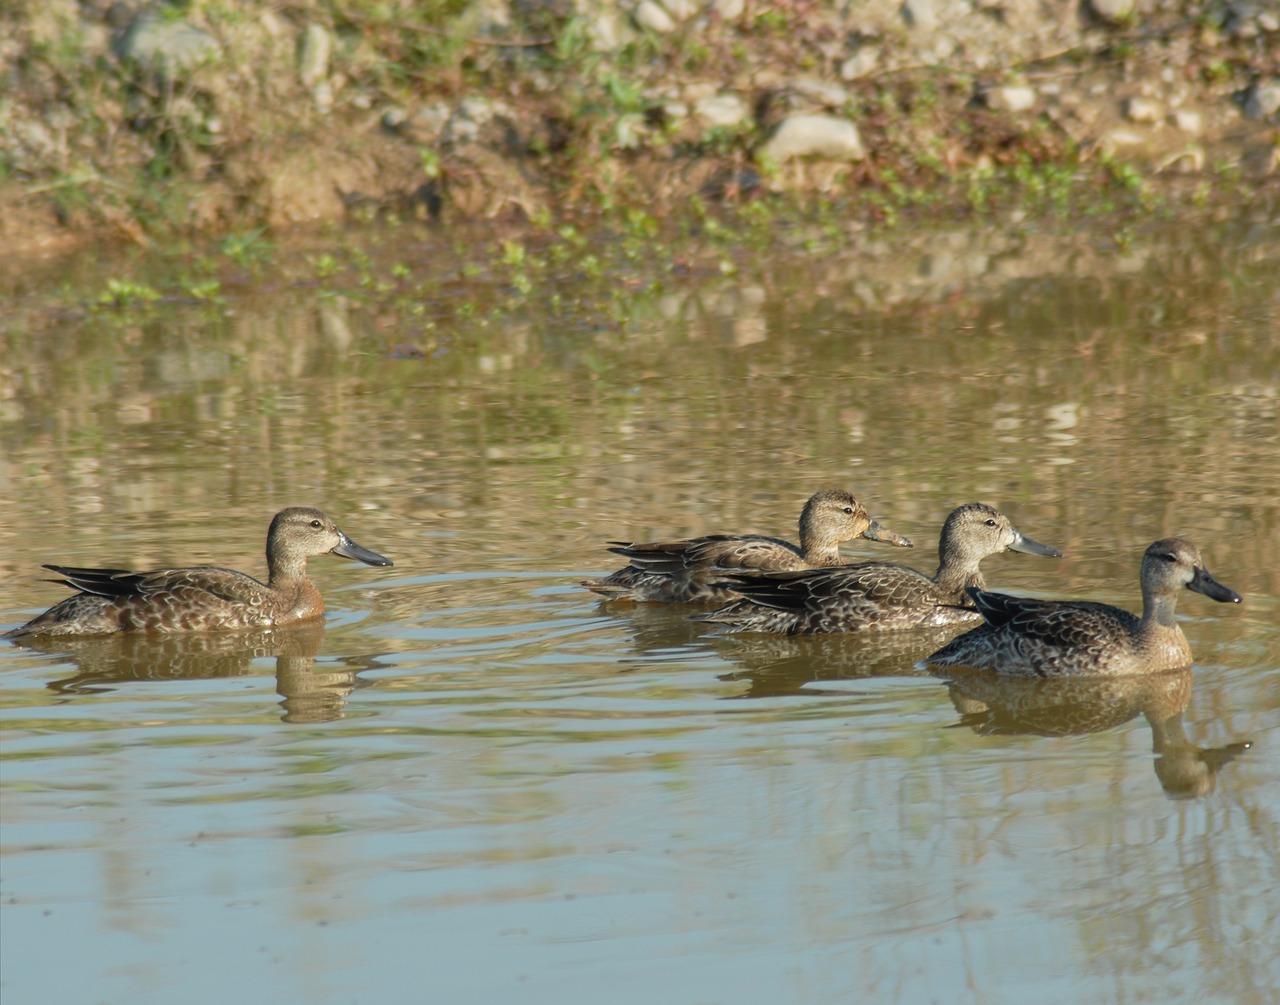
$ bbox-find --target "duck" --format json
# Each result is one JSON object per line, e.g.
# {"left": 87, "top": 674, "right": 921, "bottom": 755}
{"left": 6, "top": 507, "right": 393, "bottom": 639}
{"left": 921, "top": 537, "right": 1241, "bottom": 676}
{"left": 581, "top": 489, "right": 911, "bottom": 604}
{"left": 691, "top": 502, "right": 1061, "bottom": 633}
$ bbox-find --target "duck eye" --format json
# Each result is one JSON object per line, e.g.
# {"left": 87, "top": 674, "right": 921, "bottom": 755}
{"left": 310, "top": 520, "right": 323, "bottom": 529}
{"left": 985, "top": 519, "right": 997, "bottom": 527}
{"left": 843, "top": 507, "right": 854, "bottom": 514}
{"left": 1161, "top": 552, "right": 1177, "bottom": 562}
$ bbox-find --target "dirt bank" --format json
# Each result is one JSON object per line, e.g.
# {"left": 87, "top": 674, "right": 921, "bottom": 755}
{"left": 2, "top": 0, "right": 1277, "bottom": 256}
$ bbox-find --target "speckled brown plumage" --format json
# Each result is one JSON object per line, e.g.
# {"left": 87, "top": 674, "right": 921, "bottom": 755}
{"left": 692, "top": 502, "right": 1061, "bottom": 634}
{"left": 581, "top": 489, "right": 911, "bottom": 604}
{"left": 6, "top": 507, "right": 392, "bottom": 639}
{"left": 922, "top": 538, "right": 1241, "bottom": 676}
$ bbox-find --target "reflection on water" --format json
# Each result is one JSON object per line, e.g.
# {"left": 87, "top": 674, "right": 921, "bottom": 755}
{"left": 937, "top": 667, "right": 1253, "bottom": 798}
{"left": 18, "top": 620, "right": 367, "bottom": 723}
{"left": 1, "top": 214, "right": 1277, "bottom": 1004}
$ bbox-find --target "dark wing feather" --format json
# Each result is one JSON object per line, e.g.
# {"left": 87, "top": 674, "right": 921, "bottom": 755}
{"left": 45, "top": 564, "right": 270, "bottom": 606}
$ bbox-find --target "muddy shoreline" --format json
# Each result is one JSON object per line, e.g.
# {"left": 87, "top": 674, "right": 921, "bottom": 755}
{"left": 2, "top": 1, "right": 1277, "bottom": 257}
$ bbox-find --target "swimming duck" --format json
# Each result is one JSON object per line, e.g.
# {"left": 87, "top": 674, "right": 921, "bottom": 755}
{"left": 581, "top": 489, "right": 911, "bottom": 604}
{"left": 6, "top": 507, "right": 393, "bottom": 639}
{"left": 922, "top": 537, "right": 1240, "bottom": 676}
{"left": 692, "top": 502, "right": 1060, "bottom": 633}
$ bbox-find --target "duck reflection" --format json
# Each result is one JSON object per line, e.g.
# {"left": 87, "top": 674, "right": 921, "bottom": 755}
{"left": 21, "top": 620, "right": 369, "bottom": 723}
{"left": 712, "top": 628, "right": 956, "bottom": 698}
{"left": 935, "top": 667, "right": 1251, "bottom": 798}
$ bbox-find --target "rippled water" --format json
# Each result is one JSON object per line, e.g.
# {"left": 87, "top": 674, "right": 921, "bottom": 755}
{"left": 2, "top": 212, "right": 1278, "bottom": 1004}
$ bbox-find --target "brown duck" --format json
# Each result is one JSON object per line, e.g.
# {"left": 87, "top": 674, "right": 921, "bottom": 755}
{"left": 6, "top": 507, "right": 392, "bottom": 639}
{"left": 581, "top": 489, "right": 911, "bottom": 604}
{"left": 693, "top": 502, "right": 1060, "bottom": 633}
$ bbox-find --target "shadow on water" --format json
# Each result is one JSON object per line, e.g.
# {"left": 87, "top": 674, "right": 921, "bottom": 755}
{"left": 935, "top": 666, "right": 1253, "bottom": 798}
{"left": 12, "top": 619, "right": 381, "bottom": 723}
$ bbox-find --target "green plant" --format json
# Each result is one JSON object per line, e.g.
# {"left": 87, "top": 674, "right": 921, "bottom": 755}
{"left": 95, "top": 278, "right": 162, "bottom": 308}
{"left": 220, "top": 228, "right": 274, "bottom": 270}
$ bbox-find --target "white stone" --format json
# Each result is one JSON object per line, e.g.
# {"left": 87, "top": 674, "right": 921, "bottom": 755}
{"left": 695, "top": 94, "right": 749, "bottom": 128}
{"left": 312, "top": 80, "right": 334, "bottom": 113}
{"left": 1243, "top": 80, "right": 1280, "bottom": 121}
{"left": 840, "top": 47, "right": 879, "bottom": 81}
{"left": 115, "top": 7, "right": 219, "bottom": 74}
{"left": 1123, "top": 96, "right": 1162, "bottom": 123}
{"left": 900, "top": 0, "right": 937, "bottom": 30}
{"left": 759, "top": 115, "right": 865, "bottom": 162}
{"left": 299, "top": 23, "right": 331, "bottom": 88}
{"left": 710, "top": 0, "right": 746, "bottom": 20}
{"left": 587, "top": 10, "right": 633, "bottom": 51}
{"left": 792, "top": 77, "right": 850, "bottom": 108}
{"left": 1089, "top": 0, "right": 1133, "bottom": 23}
{"left": 983, "top": 86, "right": 1036, "bottom": 112}
{"left": 1171, "top": 108, "right": 1203, "bottom": 134}
{"left": 660, "top": 0, "right": 697, "bottom": 20}
{"left": 635, "top": 1, "right": 676, "bottom": 32}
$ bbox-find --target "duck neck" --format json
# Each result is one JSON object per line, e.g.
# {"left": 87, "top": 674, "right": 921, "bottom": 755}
{"left": 1140, "top": 585, "right": 1181, "bottom": 629}
{"left": 799, "top": 528, "right": 842, "bottom": 566}
{"left": 934, "top": 548, "right": 983, "bottom": 600}
{"left": 268, "top": 553, "right": 309, "bottom": 590}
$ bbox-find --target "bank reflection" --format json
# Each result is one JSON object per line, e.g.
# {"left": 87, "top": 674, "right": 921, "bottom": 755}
{"left": 23, "top": 619, "right": 370, "bottom": 723}
{"left": 936, "top": 667, "right": 1252, "bottom": 798}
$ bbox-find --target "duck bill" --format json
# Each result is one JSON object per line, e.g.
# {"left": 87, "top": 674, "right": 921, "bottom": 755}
{"left": 862, "top": 519, "right": 913, "bottom": 548}
{"left": 1008, "top": 531, "right": 1062, "bottom": 559}
{"left": 332, "top": 532, "right": 394, "bottom": 567}
{"left": 1189, "top": 565, "right": 1241, "bottom": 604}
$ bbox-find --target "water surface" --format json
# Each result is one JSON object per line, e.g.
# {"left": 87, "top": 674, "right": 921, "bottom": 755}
{"left": 2, "top": 211, "right": 1278, "bottom": 1004}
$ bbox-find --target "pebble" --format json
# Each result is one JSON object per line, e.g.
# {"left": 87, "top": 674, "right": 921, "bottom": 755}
{"left": 695, "top": 94, "right": 749, "bottom": 129}
{"left": 1170, "top": 108, "right": 1202, "bottom": 134}
{"left": 710, "top": 0, "right": 745, "bottom": 20}
{"left": 1088, "top": 0, "right": 1134, "bottom": 24}
{"left": 114, "top": 6, "right": 219, "bottom": 75}
{"left": 901, "top": 0, "right": 937, "bottom": 31}
{"left": 634, "top": 1, "right": 676, "bottom": 33}
{"left": 1243, "top": 80, "right": 1280, "bottom": 121}
{"left": 1123, "top": 96, "right": 1162, "bottom": 123}
{"left": 840, "top": 47, "right": 880, "bottom": 81}
{"left": 299, "top": 23, "right": 331, "bottom": 88}
{"left": 759, "top": 115, "right": 865, "bottom": 162}
{"left": 660, "top": 0, "right": 697, "bottom": 20}
{"left": 984, "top": 86, "right": 1036, "bottom": 112}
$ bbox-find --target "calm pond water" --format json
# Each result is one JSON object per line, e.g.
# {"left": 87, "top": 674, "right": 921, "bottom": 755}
{"left": 2, "top": 209, "right": 1278, "bottom": 1005}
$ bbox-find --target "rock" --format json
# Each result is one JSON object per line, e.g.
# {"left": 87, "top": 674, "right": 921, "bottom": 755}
{"left": 710, "top": 0, "right": 746, "bottom": 20}
{"left": 695, "top": 94, "right": 749, "bottom": 129}
{"left": 900, "top": 0, "right": 937, "bottom": 31}
{"left": 791, "top": 77, "right": 851, "bottom": 109}
{"left": 840, "top": 47, "right": 880, "bottom": 81}
{"left": 759, "top": 115, "right": 865, "bottom": 162}
{"left": 1242, "top": 79, "right": 1280, "bottom": 121}
{"left": 1089, "top": 0, "right": 1134, "bottom": 24}
{"left": 298, "top": 23, "right": 331, "bottom": 88}
{"left": 634, "top": 1, "right": 676, "bottom": 33}
{"left": 1170, "top": 109, "right": 1203, "bottom": 134}
{"left": 660, "top": 0, "right": 697, "bottom": 21}
{"left": 983, "top": 86, "right": 1036, "bottom": 112}
{"left": 114, "top": 5, "right": 219, "bottom": 76}
{"left": 311, "top": 81, "right": 334, "bottom": 113}
{"left": 586, "top": 9, "right": 634, "bottom": 51}
{"left": 1123, "top": 96, "right": 1162, "bottom": 123}
{"left": 1225, "top": 2, "right": 1279, "bottom": 36}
